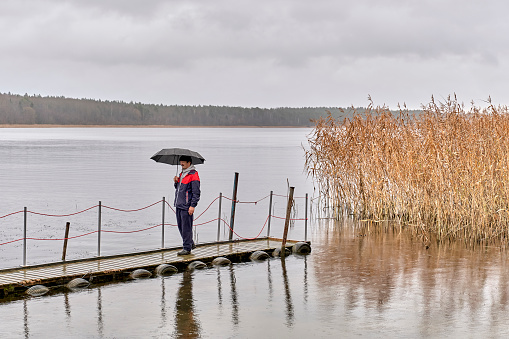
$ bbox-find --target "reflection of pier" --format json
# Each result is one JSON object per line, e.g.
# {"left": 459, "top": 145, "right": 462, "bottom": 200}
{"left": 0, "top": 238, "right": 306, "bottom": 298}
{"left": 174, "top": 271, "right": 200, "bottom": 338}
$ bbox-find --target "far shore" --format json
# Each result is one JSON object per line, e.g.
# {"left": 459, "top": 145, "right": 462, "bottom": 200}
{"left": 0, "top": 124, "right": 310, "bottom": 128}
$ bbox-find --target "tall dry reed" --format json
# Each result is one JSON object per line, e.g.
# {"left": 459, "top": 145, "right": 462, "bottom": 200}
{"left": 306, "top": 95, "right": 509, "bottom": 244}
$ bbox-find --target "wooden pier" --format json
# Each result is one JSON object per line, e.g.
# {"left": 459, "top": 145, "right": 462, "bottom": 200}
{"left": 0, "top": 237, "right": 308, "bottom": 299}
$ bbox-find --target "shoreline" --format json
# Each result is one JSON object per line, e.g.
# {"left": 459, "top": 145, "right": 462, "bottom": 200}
{"left": 0, "top": 124, "right": 310, "bottom": 128}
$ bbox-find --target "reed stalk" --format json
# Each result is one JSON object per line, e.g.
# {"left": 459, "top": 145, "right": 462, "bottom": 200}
{"left": 306, "top": 95, "right": 509, "bottom": 244}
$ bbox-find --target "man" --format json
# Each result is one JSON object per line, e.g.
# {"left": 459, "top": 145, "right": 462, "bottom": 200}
{"left": 174, "top": 155, "right": 201, "bottom": 255}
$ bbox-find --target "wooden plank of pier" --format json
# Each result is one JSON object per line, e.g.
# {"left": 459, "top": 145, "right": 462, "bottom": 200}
{"left": 0, "top": 237, "right": 304, "bottom": 298}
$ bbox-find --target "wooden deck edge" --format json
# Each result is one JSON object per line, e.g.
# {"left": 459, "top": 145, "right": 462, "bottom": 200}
{"left": 0, "top": 238, "right": 310, "bottom": 300}
{"left": 0, "top": 237, "right": 306, "bottom": 274}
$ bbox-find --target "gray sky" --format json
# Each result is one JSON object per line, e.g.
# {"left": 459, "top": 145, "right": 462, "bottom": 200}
{"left": 1, "top": 0, "right": 508, "bottom": 109}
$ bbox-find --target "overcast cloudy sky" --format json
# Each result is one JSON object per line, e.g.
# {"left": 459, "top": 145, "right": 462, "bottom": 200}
{"left": 1, "top": 0, "right": 508, "bottom": 109}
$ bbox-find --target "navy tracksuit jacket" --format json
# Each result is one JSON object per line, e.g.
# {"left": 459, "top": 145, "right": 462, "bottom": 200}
{"left": 174, "top": 169, "right": 201, "bottom": 251}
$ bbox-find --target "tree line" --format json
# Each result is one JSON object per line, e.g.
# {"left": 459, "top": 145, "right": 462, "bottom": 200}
{"left": 0, "top": 92, "right": 364, "bottom": 126}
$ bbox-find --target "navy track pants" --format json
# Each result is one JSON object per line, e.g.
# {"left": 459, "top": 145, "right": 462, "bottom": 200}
{"left": 176, "top": 208, "right": 194, "bottom": 251}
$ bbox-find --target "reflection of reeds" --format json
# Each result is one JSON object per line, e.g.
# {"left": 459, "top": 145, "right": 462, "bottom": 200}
{"left": 306, "top": 95, "right": 509, "bottom": 244}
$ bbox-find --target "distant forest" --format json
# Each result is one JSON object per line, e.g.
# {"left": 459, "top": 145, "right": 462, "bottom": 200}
{"left": 0, "top": 92, "right": 367, "bottom": 127}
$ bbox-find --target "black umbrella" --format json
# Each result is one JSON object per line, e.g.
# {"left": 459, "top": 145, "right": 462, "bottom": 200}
{"left": 150, "top": 148, "right": 206, "bottom": 165}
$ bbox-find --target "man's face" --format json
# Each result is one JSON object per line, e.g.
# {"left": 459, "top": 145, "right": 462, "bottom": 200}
{"left": 180, "top": 160, "right": 191, "bottom": 170}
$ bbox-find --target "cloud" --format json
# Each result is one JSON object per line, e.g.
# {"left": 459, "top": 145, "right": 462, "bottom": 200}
{"left": 1, "top": 0, "right": 509, "bottom": 108}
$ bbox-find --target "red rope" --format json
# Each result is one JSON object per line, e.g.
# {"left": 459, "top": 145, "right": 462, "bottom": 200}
{"left": 26, "top": 230, "right": 98, "bottom": 241}
{"left": 28, "top": 205, "right": 98, "bottom": 217}
{"left": 0, "top": 238, "right": 25, "bottom": 246}
{"left": 164, "top": 200, "right": 177, "bottom": 213}
{"left": 194, "top": 196, "right": 220, "bottom": 220}
{"left": 194, "top": 218, "right": 219, "bottom": 227}
{"left": 222, "top": 194, "right": 270, "bottom": 204}
{"left": 271, "top": 215, "right": 308, "bottom": 221}
{"left": 0, "top": 210, "right": 24, "bottom": 219}
{"left": 102, "top": 224, "right": 161, "bottom": 234}
{"left": 0, "top": 223, "right": 171, "bottom": 244}
{"left": 272, "top": 194, "right": 307, "bottom": 199}
{"left": 103, "top": 200, "right": 162, "bottom": 212}
{"left": 1, "top": 194, "right": 306, "bottom": 246}
{"left": 219, "top": 215, "right": 269, "bottom": 240}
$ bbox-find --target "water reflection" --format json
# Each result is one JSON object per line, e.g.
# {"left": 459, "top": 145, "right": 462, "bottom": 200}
{"left": 313, "top": 218, "right": 509, "bottom": 336}
{"left": 303, "top": 255, "right": 308, "bottom": 305}
{"left": 229, "top": 266, "right": 239, "bottom": 327}
{"left": 216, "top": 267, "right": 223, "bottom": 308}
{"left": 23, "top": 299, "right": 29, "bottom": 339}
{"left": 267, "top": 259, "right": 273, "bottom": 302}
{"left": 97, "top": 286, "right": 104, "bottom": 337}
{"left": 64, "top": 292, "right": 71, "bottom": 319}
{"left": 174, "top": 271, "right": 200, "bottom": 338}
{"left": 160, "top": 276, "right": 167, "bottom": 328}
{"left": 10, "top": 219, "right": 509, "bottom": 338}
{"left": 280, "top": 256, "right": 294, "bottom": 327}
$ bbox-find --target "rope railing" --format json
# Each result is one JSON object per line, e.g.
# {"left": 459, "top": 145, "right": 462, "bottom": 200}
{"left": 0, "top": 215, "right": 269, "bottom": 245}
{"left": 193, "top": 196, "right": 220, "bottom": 220}
{"left": 27, "top": 205, "right": 99, "bottom": 217}
{"left": 271, "top": 214, "right": 308, "bottom": 221}
{"left": 220, "top": 215, "right": 270, "bottom": 240}
{"left": 0, "top": 210, "right": 24, "bottom": 219}
{"left": 0, "top": 191, "right": 309, "bottom": 266}
{"left": 273, "top": 193, "right": 308, "bottom": 199}
{"left": 164, "top": 200, "right": 176, "bottom": 213}
{"left": 103, "top": 200, "right": 162, "bottom": 212}
{"left": 0, "top": 238, "right": 25, "bottom": 246}
{"left": 222, "top": 194, "right": 271, "bottom": 204}
{"left": 27, "top": 230, "right": 99, "bottom": 241}
{"left": 0, "top": 192, "right": 304, "bottom": 221}
{"left": 102, "top": 223, "right": 163, "bottom": 234}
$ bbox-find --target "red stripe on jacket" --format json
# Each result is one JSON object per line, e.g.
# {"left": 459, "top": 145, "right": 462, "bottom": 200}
{"left": 181, "top": 172, "right": 200, "bottom": 184}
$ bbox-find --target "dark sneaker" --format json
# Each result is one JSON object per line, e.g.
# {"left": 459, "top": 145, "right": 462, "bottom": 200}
{"left": 192, "top": 243, "right": 197, "bottom": 250}
{"left": 177, "top": 249, "right": 191, "bottom": 256}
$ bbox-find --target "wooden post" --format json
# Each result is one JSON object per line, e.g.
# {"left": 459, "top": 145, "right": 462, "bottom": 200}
{"left": 62, "top": 222, "right": 71, "bottom": 261}
{"left": 23, "top": 207, "right": 27, "bottom": 267}
{"left": 281, "top": 187, "right": 295, "bottom": 256}
{"left": 97, "top": 201, "right": 102, "bottom": 257}
{"left": 267, "top": 191, "right": 273, "bottom": 238}
{"left": 229, "top": 172, "right": 239, "bottom": 241}
{"left": 161, "top": 197, "right": 166, "bottom": 248}
{"left": 305, "top": 193, "right": 308, "bottom": 242}
{"left": 217, "top": 193, "right": 222, "bottom": 242}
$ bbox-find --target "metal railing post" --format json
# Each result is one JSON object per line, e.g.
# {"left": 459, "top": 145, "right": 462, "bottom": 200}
{"left": 23, "top": 207, "right": 27, "bottom": 266}
{"left": 161, "top": 197, "right": 166, "bottom": 248}
{"left": 305, "top": 193, "right": 308, "bottom": 242}
{"left": 217, "top": 193, "right": 222, "bottom": 242}
{"left": 97, "top": 201, "right": 102, "bottom": 257}
{"left": 267, "top": 191, "right": 273, "bottom": 238}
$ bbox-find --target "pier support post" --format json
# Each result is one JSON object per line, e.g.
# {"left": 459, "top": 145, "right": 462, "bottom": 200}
{"left": 305, "top": 193, "right": 308, "bottom": 242}
{"left": 62, "top": 222, "right": 71, "bottom": 261}
{"left": 267, "top": 191, "right": 273, "bottom": 238}
{"left": 281, "top": 187, "right": 295, "bottom": 256}
{"left": 217, "top": 193, "right": 222, "bottom": 242}
{"left": 229, "top": 172, "right": 239, "bottom": 241}
{"left": 161, "top": 197, "right": 166, "bottom": 248}
{"left": 97, "top": 201, "right": 102, "bottom": 257}
{"left": 23, "top": 207, "right": 27, "bottom": 266}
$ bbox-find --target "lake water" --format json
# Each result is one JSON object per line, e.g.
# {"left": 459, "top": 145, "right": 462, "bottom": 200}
{"left": 0, "top": 128, "right": 314, "bottom": 267}
{"left": 1, "top": 128, "right": 509, "bottom": 338}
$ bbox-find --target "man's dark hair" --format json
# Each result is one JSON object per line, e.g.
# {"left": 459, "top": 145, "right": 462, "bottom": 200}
{"left": 180, "top": 155, "right": 192, "bottom": 163}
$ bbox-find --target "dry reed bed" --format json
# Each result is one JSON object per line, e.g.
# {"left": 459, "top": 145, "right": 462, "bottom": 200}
{"left": 306, "top": 96, "right": 509, "bottom": 244}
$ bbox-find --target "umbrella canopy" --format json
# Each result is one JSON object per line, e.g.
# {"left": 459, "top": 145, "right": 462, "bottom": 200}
{"left": 150, "top": 148, "right": 205, "bottom": 165}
